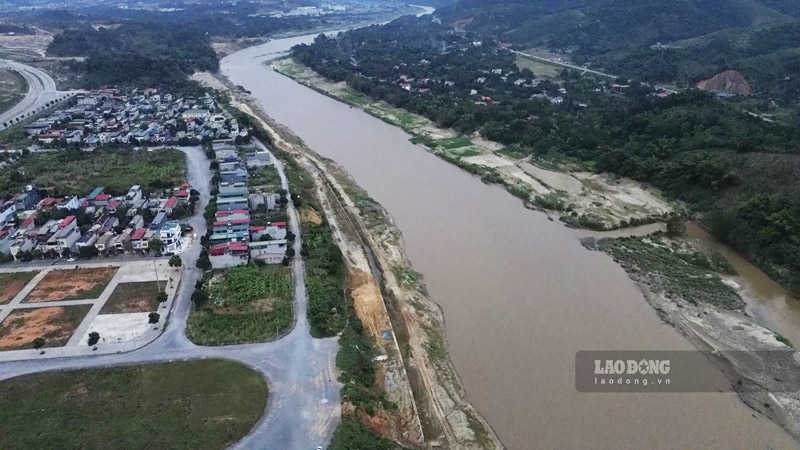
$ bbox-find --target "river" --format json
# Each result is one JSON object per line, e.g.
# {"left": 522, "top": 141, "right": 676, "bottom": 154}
{"left": 221, "top": 31, "right": 800, "bottom": 450}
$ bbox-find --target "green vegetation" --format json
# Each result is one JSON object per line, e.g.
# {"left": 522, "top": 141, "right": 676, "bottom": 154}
{"left": 0, "top": 69, "right": 27, "bottom": 115}
{"left": 437, "top": 136, "right": 472, "bottom": 150}
{"left": 0, "top": 147, "right": 186, "bottom": 196}
{"left": 600, "top": 235, "right": 743, "bottom": 309}
{"left": 100, "top": 281, "right": 166, "bottom": 314}
{"left": 293, "top": 15, "right": 800, "bottom": 295}
{"left": 0, "top": 360, "right": 268, "bottom": 450}
{"left": 305, "top": 222, "right": 347, "bottom": 338}
{"left": 188, "top": 265, "right": 293, "bottom": 345}
{"left": 533, "top": 191, "right": 567, "bottom": 211}
{"left": 330, "top": 417, "right": 402, "bottom": 450}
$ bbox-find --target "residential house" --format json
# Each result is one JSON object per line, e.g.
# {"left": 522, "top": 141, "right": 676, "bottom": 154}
{"left": 159, "top": 221, "right": 183, "bottom": 254}
{"left": 218, "top": 182, "right": 248, "bottom": 198}
{"left": 150, "top": 211, "right": 168, "bottom": 230}
{"left": 209, "top": 241, "right": 249, "bottom": 269}
{"left": 217, "top": 196, "right": 248, "bottom": 211}
{"left": 249, "top": 239, "right": 287, "bottom": 264}
{"left": 220, "top": 168, "right": 248, "bottom": 184}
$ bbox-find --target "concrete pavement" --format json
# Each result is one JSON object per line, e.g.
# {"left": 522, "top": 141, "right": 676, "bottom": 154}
{"left": 0, "top": 59, "right": 81, "bottom": 131}
{"left": 0, "top": 145, "right": 343, "bottom": 450}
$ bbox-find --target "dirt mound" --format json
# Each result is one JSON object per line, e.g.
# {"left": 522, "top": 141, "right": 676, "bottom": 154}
{"left": 697, "top": 70, "right": 753, "bottom": 96}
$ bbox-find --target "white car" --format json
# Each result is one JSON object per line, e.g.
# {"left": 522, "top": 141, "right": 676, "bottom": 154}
{"left": 67, "top": 257, "right": 76, "bottom": 262}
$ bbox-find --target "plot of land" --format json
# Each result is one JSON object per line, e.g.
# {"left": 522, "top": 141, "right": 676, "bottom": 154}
{"left": 24, "top": 266, "right": 117, "bottom": 303}
{"left": 0, "top": 305, "right": 91, "bottom": 350}
{"left": 0, "top": 69, "right": 27, "bottom": 115}
{"left": 100, "top": 280, "right": 166, "bottom": 314}
{"left": 0, "top": 271, "right": 38, "bottom": 304}
{"left": 188, "top": 265, "right": 293, "bottom": 345}
{"left": 0, "top": 360, "right": 268, "bottom": 450}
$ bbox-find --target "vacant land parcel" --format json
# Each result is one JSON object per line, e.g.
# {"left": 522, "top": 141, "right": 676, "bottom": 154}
{"left": 100, "top": 281, "right": 166, "bottom": 314}
{"left": 0, "top": 304, "right": 91, "bottom": 350}
{"left": 0, "top": 360, "right": 268, "bottom": 450}
{"left": 0, "top": 271, "right": 38, "bottom": 304}
{"left": 24, "top": 267, "right": 117, "bottom": 303}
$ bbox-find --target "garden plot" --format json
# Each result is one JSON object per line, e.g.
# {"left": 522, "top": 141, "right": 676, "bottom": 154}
{"left": 24, "top": 267, "right": 118, "bottom": 303}
{"left": 0, "top": 305, "right": 91, "bottom": 350}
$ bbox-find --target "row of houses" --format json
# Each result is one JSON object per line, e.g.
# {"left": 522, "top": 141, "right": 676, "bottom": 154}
{"left": 0, "top": 182, "right": 191, "bottom": 261}
{"left": 23, "top": 89, "right": 246, "bottom": 148}
{"left": 207, "top": 140, "right": 289, "bottom": 269}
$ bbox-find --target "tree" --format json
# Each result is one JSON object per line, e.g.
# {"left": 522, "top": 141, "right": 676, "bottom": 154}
{"left": 156, "top": 291, "right": 168, "bottom": 303}
{"left": 149, "top": 312, "right": 160, "bottom": 324}
{"left": 666, "top": 216, "right": 687, "bottom": 237}
{"left": 87, "top": 331, "right": 100, "bottom": 347}
{"left": 197, "top": 251, "right": 211, "bottom": 270}
{"left": 148, "top": 238, "right": 165, "bottom": 254}
{"left": 32, "top": 337, "right": 46, "bottom": 353}
{"left": 168, "top": 254, "right": 183, "bottom": 267}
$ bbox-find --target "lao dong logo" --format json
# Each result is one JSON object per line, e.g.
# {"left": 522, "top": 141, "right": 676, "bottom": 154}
{"left": 594, "top": 359, "right": 671, "bottom": 376}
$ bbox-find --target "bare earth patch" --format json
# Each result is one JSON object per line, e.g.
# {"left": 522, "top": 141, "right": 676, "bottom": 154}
{"left": 25, "top": 267, "right": 118, "bottom": 303}
{"left": 0, "top": 305, "right": 91, "bottom": 350}
{"left": 0, "top": 271, "right": 38, "bottom": 305}
{"left": 100, "top": 281, "right": 165, "bottom": 314}
{"left": 299, "top": 206, "right": 323, "bottom": 224}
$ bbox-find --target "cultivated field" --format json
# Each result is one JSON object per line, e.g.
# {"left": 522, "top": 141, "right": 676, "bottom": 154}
{"left": 100, "top": 281, "right": 165, "bottom": 314}
{"left": 0, "top": 271, "right": 38, "bottom": 304}
{"left": 188, "top": 265, "right": 293, "bottom": 345}
{"left": 0, "top": 305, "right": 91, "bottom": 350}
{"left": 0, "top": 360, "right": 268, "bottom": 450}
{"left": 24, "top": 267, "right": 118, "bottom": 303}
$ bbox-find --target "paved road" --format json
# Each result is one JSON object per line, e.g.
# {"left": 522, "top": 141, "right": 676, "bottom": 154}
{"left": 0, "top": 59, "right": 79, "bottom": 130}
{"left": 513, "top": 50, "right": 617, "bottom": 79}
{"left": 0, "top": 145, "right": 342, "bottom": 449}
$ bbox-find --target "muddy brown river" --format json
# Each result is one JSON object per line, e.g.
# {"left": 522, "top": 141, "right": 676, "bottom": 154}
{"left": 222, "top": 36, "right": 800, "bottom": 449}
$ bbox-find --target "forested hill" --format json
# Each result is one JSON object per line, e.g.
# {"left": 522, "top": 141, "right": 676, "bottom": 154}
{"left": 434, "top": 0, "right": 797, "bottom": 55}
{"left": 292, "top": 14, "right": 800, "bottom": 295}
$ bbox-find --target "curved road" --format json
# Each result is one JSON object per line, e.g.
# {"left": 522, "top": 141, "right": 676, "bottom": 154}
{"left": 0, "top": 59, "right": 78, "bottom": 130}
{"left": 0, "top": 145, "right": 342, "bottom": 449}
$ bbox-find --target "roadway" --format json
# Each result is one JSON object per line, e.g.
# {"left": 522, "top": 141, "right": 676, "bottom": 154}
{"left": 0, "top": 59, "right": 79, "bottom": 131}
{"left": 0, "top": 144, "right": 342, "bottom": 449}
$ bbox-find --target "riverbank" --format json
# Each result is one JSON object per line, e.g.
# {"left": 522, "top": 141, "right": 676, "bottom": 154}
{"left": 585, "top": 233, "right": 800, "bottom": 440}
{"left": 193, "top": 70, "right": 504, "bottom": 449}
{"left": 271, "top": 57, "right": 675, "bottom": 231}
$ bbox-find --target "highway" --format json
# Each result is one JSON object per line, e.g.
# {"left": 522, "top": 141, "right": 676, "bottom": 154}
{"left": 513, "top": 50, "right": 617, "bottom": 79}
{"left": 0, "top": 59, "right": 77, "bottom": 131}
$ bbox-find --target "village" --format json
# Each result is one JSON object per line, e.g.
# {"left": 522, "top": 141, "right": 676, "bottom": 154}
{"left": 20, "top": 88, "right": 242, "bottom": 148}
{"left": 0, "top": 180, "right": 198, "bottom": 263}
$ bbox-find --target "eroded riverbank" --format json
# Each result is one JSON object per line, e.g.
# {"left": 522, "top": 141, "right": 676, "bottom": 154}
{"left": 217, "top": 34, "right": 800, "bottom": 450}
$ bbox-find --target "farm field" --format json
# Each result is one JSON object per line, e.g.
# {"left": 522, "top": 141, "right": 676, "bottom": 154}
{"left": 0, "top": 304, "right": 91, "bottom": 350}
{"left": 0, "top": 271, "right": 38, "bottom": 304}
{"left": 100, "top": 280, "right": 166, "bottom": 314}
{"left": 0, "top": 360, "right": 268, "bottom": 450}
{"left": 188, "top": 265, "right": 293, "bottom": 345}
{"left": 24, "top": 266, "right": 117, "bottom": 303}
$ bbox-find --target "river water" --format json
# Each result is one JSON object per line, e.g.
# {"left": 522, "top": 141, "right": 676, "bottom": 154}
{"left": 221, "top": 34, "right": 800, "bottom": 450}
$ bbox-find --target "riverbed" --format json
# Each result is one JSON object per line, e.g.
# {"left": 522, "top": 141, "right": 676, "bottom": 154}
{"left": 221, "top": 34, "right": 800, "bottom": 450}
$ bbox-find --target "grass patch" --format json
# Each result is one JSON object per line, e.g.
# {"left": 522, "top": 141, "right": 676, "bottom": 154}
{"left": 329, "top": 416, "right": 402, "bottom": 450}
{"left": 0, "top": 271, "right": 38, "bottom": 305}
{"left": 437, "top": 136, "right": 472, "bottom": 150}
{"left": 0, "top": 360, "right": 268, "bottom": 450}
{"left": 0, "top": 69, "right": 27, "bottom": 116}
{"left": 0, "top": 304, "right": 91, "bottom": 350}
{"left": 600, "top": 235, "right": 743, "bottom": 309}
{"left": 248, "top": 164, "right": 281, "bottom": 191}
{"left": 188, "top": 265, "right": 293, "bottom": 345}
{"left": 0, "top": 147, "right": 186, "bottom": 196}
{"left": 533, "top": 191, "right": 568, "bottom": 211}
{"left": 100, "top": 281, "right": 166, "bottom": 314}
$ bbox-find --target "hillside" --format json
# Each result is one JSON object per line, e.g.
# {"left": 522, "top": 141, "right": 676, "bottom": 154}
{"left": 434, "top": 0, "right": 796, "bottom": 55}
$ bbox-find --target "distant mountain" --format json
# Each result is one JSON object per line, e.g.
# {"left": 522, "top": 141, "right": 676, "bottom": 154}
{"left": 435, "top": 0, "right": 798, "bottom": 55}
